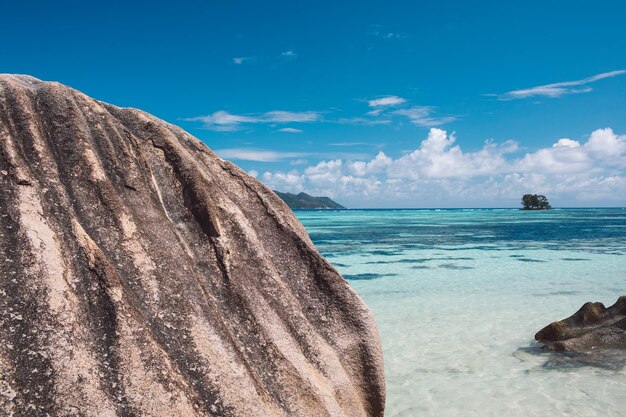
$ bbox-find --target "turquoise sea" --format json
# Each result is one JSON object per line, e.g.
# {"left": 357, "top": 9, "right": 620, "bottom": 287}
{"left": 296, "top": 208, "right": 626, "bottom": 417}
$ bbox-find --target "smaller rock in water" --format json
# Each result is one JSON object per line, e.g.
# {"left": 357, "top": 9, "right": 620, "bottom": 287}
{"left": 532, "top": 296, "right": 626, "bottom": 369}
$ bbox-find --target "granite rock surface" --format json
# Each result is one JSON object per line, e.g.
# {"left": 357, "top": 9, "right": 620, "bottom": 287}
{"left": 0, "top": 74, "right": 385, "bottom": 416}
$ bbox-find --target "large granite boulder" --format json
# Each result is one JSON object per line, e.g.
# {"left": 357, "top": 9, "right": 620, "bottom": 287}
{"left": 536, "top": 296, "right": 626, "bottom": 352}
{"left": 0, "top": 74, "right": 385, "bottom": 416}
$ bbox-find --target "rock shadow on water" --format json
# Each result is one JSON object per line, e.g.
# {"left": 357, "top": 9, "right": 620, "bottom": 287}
{"left": 515, "top": 345, "right": 626, "bottom": 371}
{"left": 543, "top": 349, "right": 626, "bottom": 371}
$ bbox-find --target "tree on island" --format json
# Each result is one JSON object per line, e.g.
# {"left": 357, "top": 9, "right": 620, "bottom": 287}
{"left": 521, "top": 194, "right": 551, "bottom": 210}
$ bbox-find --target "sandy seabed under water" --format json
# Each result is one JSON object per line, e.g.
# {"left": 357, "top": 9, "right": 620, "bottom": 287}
{"left": 298, "top": 208, "right": 626, "bottom": 417}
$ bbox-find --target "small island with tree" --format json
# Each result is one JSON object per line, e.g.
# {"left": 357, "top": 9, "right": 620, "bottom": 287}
{"left": 521, "top": 194, "right": 551, "bottom": 210}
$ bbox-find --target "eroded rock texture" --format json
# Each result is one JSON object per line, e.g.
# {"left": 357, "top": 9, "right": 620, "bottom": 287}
{"left": 536, "top": 296, "right": 626, "bottom": 352}
{"left": 0, "top": 74, "right": 385, "bottom": 416}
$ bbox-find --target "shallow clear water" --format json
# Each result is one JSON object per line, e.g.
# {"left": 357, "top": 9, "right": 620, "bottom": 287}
{"left": 296, "top": 208, "right": 626, "bottom": 417}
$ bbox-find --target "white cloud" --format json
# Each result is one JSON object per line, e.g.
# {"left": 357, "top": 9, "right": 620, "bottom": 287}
{"left": 393, "top": 106, "right": 457, "bottom": 126}
{"left": 186, "top": 110, "right": 320, "bottom": 131}
{"left": 186, "top": 97, "right": 456, "bottom": 132}
{"left": 367, "top": 108, "right": 384, "bottom": 116}
{"left": 585, "top": 127, "right": 626, "bottom": 159}
{"left": 280, "top": 50, "right": 297, "bottom": 60}
{"left": 516, "top": 128, "right": 626, "bottom": 174}
{"left": 337, "top": 117, "right": 392, "bottom": 125}
{"left": 553, "top": 138, "right": 580, "bottom": 149}
{"left": 258, "top": 128, "right": 626, "bottom": 207}
{"left": 290, "top": 159, "right": 308, "bottom": 166}
{"left": 348, "top": 152, "right": 392, "bottom": 176}
{"left": 385, "top": 129, "right": 517, "bottom": 179}
{"left": 216, "top": 148, "right": 307, "bottom": 162}
{"left": 382, "top": 32, "right": 407, "bottom": 39}
{"left": 262, "top": 170, "right": 305, "bottom": 191}
{"left": 368, "top": 95, "right": 407, "bottom": 107}
{"left": 339, "top": 97, "right": 457, "bottom": 128}
{"left": 233, "top": 57, "right": 253, "bottom": 65}
{"left": 184, "top": 111, "right": 259, "bottom": 131}
{"left": 494, "top": 70, "right": 626, "bottom": 100}
{"left": 264, "top": 111, "right": 319, "bottom": 123}
{"left": 369, "top": 28, "right": 407, "bottom": 40}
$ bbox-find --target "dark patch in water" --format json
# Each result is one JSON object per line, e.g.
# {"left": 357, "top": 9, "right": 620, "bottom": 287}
{"left": 397, "top": 258, "right": 435, "bottom": 264}
{"left": 396, "top": 256, "right": 474, "bottom": 264}
{"left": 331, "top": 262, "right": 348, "bottom": 267}
{"left": 366, "top": 250, "right": 404, "bottom": 256}
{"left": 561, "top": 257, "right": 590, "bottom": 261}
{"left": 544, "top": 350, "right": 626, "bottom": 371}
{"left": 533, "top": 290, "right": 581, "bottom": 297}
{"left": 516, "top": 258, "right": 546, "bottom": 263}
{"left": 410, "top": 265, "right": 432, "bottom": 270}
{"left": 509, "top": 254, "right": 525, "bottom": 258}
{"left": 365, "top": 256, "right": 474, "bottom": 265}
{"left": 434, "top": 245, "right": 510, "bottom": 251}
{"left": 438, "top": 263, "right": 474, "bottom": 270}
{"left": 515, "top": 345, "right": 626, "bottom": 371}
{"left": 343, "top": 273, "right": 398, "bottom": 281}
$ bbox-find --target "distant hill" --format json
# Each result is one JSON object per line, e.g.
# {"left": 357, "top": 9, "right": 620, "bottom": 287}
{"left": 274, "top": 191, "right": 346, "bottom": 209}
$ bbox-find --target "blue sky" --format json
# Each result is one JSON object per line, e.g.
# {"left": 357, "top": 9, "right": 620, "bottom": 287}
{"left": 3, "top": 0, "right": 626, "bottom": 207}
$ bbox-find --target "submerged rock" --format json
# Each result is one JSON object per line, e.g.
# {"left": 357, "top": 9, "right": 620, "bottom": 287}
{"left": 0, "top": 74, "right": 385, "bottom": 416}
{"left": 535, "top": 296, "right": 626, "bottom": 354}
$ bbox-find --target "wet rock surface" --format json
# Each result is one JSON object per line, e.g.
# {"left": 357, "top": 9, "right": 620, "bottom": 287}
{"left": 0, "top": 74, "right": 385, "bottom": 416}
{"left": 532, "top": 296, "right": 626, "bottom": 369}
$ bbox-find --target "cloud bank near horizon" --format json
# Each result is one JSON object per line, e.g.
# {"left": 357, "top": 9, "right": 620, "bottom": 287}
{"left": 248, "top": 128, "right": 626, "bottom": 207}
